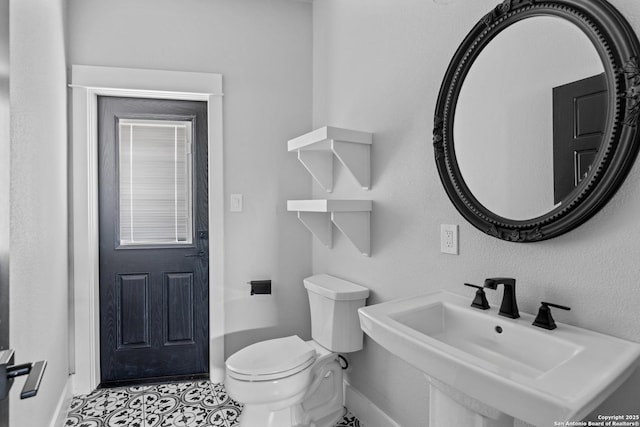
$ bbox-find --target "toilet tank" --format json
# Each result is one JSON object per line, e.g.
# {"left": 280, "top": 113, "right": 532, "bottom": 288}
{"left": 304, "top": 274, "right": 369, "bottom": 353}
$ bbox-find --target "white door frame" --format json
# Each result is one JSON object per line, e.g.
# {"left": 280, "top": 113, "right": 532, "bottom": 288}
{"left": 70, "top": 65, "right": 225, "bottom": 395}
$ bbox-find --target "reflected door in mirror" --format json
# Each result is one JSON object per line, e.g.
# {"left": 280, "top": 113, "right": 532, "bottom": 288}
{"left": 553, "top": 73, "right": 608, "bottom": 203}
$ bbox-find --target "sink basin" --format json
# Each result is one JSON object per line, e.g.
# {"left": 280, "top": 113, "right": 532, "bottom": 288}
{"left": 358, "top": 291, "right": 640, "bottom": 425}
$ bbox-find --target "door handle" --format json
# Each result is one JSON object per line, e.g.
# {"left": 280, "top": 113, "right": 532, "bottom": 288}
{"left": 0, "top": 349, "right": 47, "bottom": 400}
{"left": 184, "top": 250, "right": 207, "bottom": 258}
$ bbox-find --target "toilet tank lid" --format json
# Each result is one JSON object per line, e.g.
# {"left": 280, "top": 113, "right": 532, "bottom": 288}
{"left": 303, "top": 274, "right": 369, "bottom": 301}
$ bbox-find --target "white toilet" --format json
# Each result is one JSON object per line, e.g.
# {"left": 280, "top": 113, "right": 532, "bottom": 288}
{"left": 224, "top": 274, "right": 369, "bottom": 427}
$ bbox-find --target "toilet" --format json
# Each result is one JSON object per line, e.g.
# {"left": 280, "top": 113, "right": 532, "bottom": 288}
{"left": 224, "top": 274, "right": 369, "bottom": 427}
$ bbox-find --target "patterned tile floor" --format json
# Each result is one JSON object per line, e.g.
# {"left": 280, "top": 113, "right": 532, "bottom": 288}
{"left": 64, "top": 380, "right": 363, "bottom": 427}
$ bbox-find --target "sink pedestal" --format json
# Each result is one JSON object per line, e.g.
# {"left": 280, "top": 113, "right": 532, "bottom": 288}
{"left": 427, "top": 376, "right": 513, "bottom": 427}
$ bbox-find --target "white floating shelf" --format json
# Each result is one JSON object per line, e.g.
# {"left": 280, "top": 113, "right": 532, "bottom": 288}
{"left": 287, "top": 199, "right": 372, "bottom": 212}
{"left": 287, "top": 199, "right": 372, "bottom": 256}
{"left": 288, "top": 126, "right": 372, "bottom": 192}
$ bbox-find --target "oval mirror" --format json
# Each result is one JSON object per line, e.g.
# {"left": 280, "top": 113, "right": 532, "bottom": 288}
{"left": 434, "top": 0, "right": 640, "bottom": 242}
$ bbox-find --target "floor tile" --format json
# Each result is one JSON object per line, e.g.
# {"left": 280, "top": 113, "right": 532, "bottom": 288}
{"left": 65, "top": 387, "right": 145, "bottom": 427}
{"left": 336, "top": 411, "right": 363, "bottom": 427}
{"left": 142, "top": 381, "right": 223, "bottom": 427}
{"left": 64, "top": 380, "right": 361, "bottom": 427}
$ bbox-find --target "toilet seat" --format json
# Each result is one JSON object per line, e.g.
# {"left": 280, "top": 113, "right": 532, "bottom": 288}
{"left": 226, "top": 335, "right": 316, "bottom": 381}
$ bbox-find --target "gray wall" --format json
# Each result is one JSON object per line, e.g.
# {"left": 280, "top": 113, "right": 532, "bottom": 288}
{"left": 67, "top": 0, "right": 314, "bottom": 359}
{"left": 0, "top": 0, "right": 9, "bottom": 424}
{"left": 9, "top": 0, "right": 69, "bottom": 425}
{"left": 0, "top": 0, "right": 9, "bottom": 352}
{"left": 313, "top": 0, "right": 640, "bottom": 425}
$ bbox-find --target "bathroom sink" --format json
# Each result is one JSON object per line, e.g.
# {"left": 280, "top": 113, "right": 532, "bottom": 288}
{"left": 358, "top": 291, "right": 640, "bottom": 425}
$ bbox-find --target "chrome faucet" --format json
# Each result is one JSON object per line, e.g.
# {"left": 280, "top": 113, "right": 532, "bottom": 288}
{"left": 484, "top": 277, "right": 519, "bottom": 319}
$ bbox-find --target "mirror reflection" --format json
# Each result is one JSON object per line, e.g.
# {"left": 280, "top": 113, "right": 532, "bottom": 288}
{"left": 454, "top": 16, "right": 606, "bottom": 220}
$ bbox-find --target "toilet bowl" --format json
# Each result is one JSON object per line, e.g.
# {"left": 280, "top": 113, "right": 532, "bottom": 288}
{"left": 226, "top": 336, "right": 344, "bottom": 427}
{"left": 224, "top": 274, "right": 369, "bottom": 427}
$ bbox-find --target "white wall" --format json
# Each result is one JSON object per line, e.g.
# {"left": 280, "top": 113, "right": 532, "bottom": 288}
{"left": 9, "top": 0, "right": 70, "bottom": 425}
{"left": 313, "top": 0, "right": 640, "bottom": 425}
{"left": 67, "top": 0, "right": 313, "bottom": 363}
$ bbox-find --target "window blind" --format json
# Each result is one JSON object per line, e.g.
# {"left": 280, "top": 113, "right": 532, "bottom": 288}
{"left": 118, "top": 119, "right": 193, "bottom": 246}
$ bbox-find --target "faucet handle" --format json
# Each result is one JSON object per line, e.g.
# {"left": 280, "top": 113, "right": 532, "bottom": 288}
{"left": 463, "top": 283, "right": 490, "bottom": 310}
{"left": 532, "top": 302, "right": 571, "bottom": 330}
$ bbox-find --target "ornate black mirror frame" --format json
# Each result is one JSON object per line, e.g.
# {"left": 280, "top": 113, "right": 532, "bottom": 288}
{"left": 433, "top": 0, "right": 640, "bottom": 242}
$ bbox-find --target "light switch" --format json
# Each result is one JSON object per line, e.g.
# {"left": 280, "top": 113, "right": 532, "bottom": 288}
{"left": 230, "top": 194, "right": 243, "bottom": 212}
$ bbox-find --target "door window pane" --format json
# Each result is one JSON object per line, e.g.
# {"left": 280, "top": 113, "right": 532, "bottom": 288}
{"left": 118, "top": 119, "right": 193, "bottom": 246}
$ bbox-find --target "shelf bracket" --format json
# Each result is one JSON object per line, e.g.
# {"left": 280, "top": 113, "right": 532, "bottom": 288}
{"left": 332, "top": 140, "right": 371, "bottom": 190}
{"left": 297, "top": 211, "right": 332, "bottom": 248}
{"left": 289, "top": 127, "right": 372, "bottom": 192}
{"left": 331, "top": 211, "right": 371, "bottom": 256}
{"left": 297, "top": 151, "right": 334, "bottom": 193}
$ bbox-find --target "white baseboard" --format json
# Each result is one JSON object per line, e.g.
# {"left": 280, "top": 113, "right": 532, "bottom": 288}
{"left": 344, "top": 381, "right": 401, "bottom": 427}
{"left": 49, "top": 376, "right": 73, "bottom": 427}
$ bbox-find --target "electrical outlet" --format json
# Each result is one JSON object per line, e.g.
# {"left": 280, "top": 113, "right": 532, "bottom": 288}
{"left": 440, "top": 224, "right": 459, "bottom": 255}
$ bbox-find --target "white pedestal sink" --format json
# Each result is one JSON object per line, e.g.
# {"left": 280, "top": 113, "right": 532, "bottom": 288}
{"left": 358, "top": 291, "right": 640, "bottom": 426}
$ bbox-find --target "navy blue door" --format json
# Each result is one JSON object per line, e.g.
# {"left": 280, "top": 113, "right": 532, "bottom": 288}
{"left": 98, "top": 96, "right": 209, "bottom": 385}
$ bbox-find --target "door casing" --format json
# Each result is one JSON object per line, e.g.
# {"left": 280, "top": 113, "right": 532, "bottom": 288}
{"left": 70, "top": 65, "right": 225, "bottom": 395}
